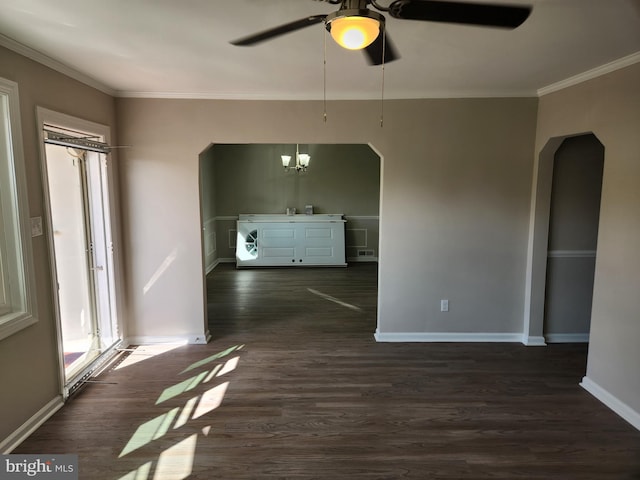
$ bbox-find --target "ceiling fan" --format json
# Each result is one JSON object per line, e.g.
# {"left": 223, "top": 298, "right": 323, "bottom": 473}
{"left": 230, "top": 0, "right": 532, "bottom": 65}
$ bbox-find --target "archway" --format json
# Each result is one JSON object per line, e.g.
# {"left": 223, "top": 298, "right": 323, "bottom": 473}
{"left": 523, "top": 133, "right": 604, "bottom": 345}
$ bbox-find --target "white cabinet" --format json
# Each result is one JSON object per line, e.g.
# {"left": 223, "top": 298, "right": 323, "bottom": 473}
{"left": 236, "top": 214, "right": 346, "bottom": 267}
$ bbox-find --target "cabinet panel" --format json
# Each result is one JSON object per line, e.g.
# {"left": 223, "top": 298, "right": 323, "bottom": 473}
{"left": 263, "top": 247, "right": 296, "bottom": 258}
{"left": 236, "top": 214, "right": 346, "bottom": 267}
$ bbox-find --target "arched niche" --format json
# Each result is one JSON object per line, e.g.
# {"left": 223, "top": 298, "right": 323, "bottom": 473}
{"left": 523, "top": 132, "right": 605, "bottom": 345}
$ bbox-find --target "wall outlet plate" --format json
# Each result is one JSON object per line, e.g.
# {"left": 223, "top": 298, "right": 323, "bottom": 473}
{"left": 440, "top": 299, "right": 449, "bottom": 312}
{"left": 30, "top": 216, "right": 43, "bottom": 237}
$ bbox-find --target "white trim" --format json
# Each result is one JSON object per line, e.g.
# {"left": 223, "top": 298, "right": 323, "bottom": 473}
{"left": 126, "top": 333, "right": 210, "bottom": 345}
{"left": 347, "top": 256, "right": 378, "bottom": 263}
{"left": 374, "top": 331, "right": 523, "bottom": 343}
{"left": 522, "top": 335, "right": 547, "bottom": 346}
{"left": 0, "top": 34, "right": 115, "bottom": 96}
{"left": 205, "top": 258, "right": 220, "bottom": 275}
{"left": 2, "top": 29, "right": 638, "bottom": 102}
{"left": 217, "top": 257, "right": 237, "bottom": 264}
{"left": 228, "top": 229, "right": 237, "bottom": 249}
{"left": 36, "top": 107, "right": 127, "bottom": 397}
{"left": 538, "top": 51, "right": 640, "bottom": 96}
{"left": 0, "top": 396, "right": 64, "bottom": 453}
{"left": 580, "top": 376, "right": 640, "bottom": 432}
{"left": 548, "top": 250, "right": 597, "bottom": 258}
{"left": 545, "top": 333, "right": 589, "bottom": 343}
{"left": 0, "top": 77, "right": 39, "bottom": 341}
{"left": 115, "top": 89, "right": 536, "bottom": 101}
{"left": 344, "top": 215, "right": 379, "bottom": 220}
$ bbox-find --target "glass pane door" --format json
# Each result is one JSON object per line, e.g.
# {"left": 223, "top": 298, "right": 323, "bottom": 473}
{"left": 45, "top": 143, "right": 99, "bottom": 379}
{"left": 85, "top": 150, "right": 118, "bottom": 351}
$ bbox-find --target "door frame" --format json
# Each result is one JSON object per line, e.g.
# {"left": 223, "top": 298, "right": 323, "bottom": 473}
{"left": 36, "top": 107, "right": 126, "bottom": 397}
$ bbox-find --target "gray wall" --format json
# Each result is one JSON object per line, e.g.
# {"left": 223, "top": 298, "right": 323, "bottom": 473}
{"left": 535, "top": 62, "right": 640, "bottom": 419}
{"left": 0, "top": 45, "right": 117, "bottom": 446}
{"left": 206, "top": 143, "right": 380, "bottom": 261}
{"left": 544, "top": 134, "right": 604, "bottom": 337}
{"left": 114, "top": 96, "right": 538, "bottom": 345}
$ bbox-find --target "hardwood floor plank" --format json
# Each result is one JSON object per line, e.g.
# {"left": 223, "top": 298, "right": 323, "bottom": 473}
{"left": 13, "top": 263, "right": 640, "bottom": 479}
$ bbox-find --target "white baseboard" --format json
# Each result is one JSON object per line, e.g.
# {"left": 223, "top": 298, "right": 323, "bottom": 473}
{"left": 347, "top": 256, "right": 378, "bottom": 263}
{"left": 205, "top": 259, "right": 219, "bottom": 275}
{"left": 545, "top": 333, "right": 590, "bottom": 343}
{"left": 374, "top": 331, "right": 523, "bottom": 343}
{"left": 126, "top": 332, "right": 210, "bottom": 345}
{"left": 580, "top": 376, "right": 640, "bottom": 432}
{"left": 1, "top": 396, "right": 64, "bottom": 453}
{"left": 522, "top": 335, "right": 547, "bottom": 346}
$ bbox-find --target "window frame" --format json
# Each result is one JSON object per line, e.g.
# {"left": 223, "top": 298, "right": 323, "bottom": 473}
{"left": 0, "top": 77, "right": 38, "bottom": 341}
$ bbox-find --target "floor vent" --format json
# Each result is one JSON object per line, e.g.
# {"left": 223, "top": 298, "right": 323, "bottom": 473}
{"left": 357, "top": 249, "right": 375, "bottom": 257}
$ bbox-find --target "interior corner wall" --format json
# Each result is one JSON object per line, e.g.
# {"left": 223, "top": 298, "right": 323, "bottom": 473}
{"left": 534, "top": 62, "right": 640, "bottom": 424}
{"left": 0, "top": 45, "right": 117, "bottom": 447}
{"left": 114, "top": 96, "right": 538, "bottom": 346}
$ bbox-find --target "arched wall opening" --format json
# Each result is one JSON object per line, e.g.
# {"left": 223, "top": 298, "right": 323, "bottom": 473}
{"left": 524, "top": 132, "right": 605, "bottom": 346}
{"left": 199, "top": 143, "right": 383, "bottom": 335}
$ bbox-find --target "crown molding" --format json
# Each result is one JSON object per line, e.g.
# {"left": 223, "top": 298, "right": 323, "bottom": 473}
{"left": 537, "top": 51, "right": 640, "bottom": 97}
{"left": 114, "top": 88, "right": 537, "bottom": 100}
{"left": 0, "top": 33, "right": 115, "bottom": 97}
{"left": 3, "top": 30, "right": 638, "bottom": 101}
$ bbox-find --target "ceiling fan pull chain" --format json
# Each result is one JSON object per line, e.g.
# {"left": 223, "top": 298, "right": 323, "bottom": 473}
{"left": 380, "top": 27, "right": 386, "bottom": 128}
{"left": 323, "top": 26, "right": 328, "bottom": 123}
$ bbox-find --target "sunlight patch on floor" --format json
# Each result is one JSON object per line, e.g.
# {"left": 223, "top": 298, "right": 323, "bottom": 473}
{"left": 192, "top": 382, "right": 229, "bottom": 420}
{"left": 216, "top": 356, "right": 240, "bottom": 377}
{"left": 156, "top": 371, "right": 209, "bottom": 405}
{"left": 119, "top": 408, "right": 180, "bottom": 457}
{"left": 118, "top": 461, "right": 152, "bottom": 480}
{"left": 152, "top": 434, "right": 198, "bottom": 480}
{"left": 179, "top": 345, "right": 243, "bottom": 374}
{"left": 117, "top": 345, "right": 243, "bottom": 479}
{"left": 115, "top": 344, "right": 186, "bottom": 371}
{"left": 307, "top": 288, "right": 363, "bottom": 312}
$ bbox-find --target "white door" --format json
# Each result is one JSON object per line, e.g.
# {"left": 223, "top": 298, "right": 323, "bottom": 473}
{"left": 41, "top": 121, "right": 121, "bottom": 395}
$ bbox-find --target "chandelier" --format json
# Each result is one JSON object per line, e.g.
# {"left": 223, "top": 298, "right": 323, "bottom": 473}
{"left": 281, "top": 144, "right": 311, "bottom": 173}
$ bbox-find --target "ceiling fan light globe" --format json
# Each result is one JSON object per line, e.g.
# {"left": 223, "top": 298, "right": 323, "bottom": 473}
{"left": 330, "top": 16, "right": 380, "bottom": 50}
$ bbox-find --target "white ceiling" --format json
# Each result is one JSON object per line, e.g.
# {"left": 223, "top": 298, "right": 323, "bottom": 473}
{"left": 1, "top": 0, "right": 640, "bottom": 99}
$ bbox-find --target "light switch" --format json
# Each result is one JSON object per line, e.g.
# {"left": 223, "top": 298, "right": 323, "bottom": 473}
{"left": 440, "top": 299, "right": 449, "bottom": 312}
{"left": 31, "top": 216, "right": 43, "bottom": 237}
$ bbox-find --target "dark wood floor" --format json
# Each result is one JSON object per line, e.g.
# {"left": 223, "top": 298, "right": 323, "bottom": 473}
{"left": 14, "top": 263, "right": 640, "bottom": 479}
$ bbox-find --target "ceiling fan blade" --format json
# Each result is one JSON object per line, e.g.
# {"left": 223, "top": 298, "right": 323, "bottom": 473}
{"left": 230, "top": 15, "right": 327, "bottom": 46}
{"left": 388, "top": 0, "right": 532, "bottom": 29}
{"left": 364, "top": 31, "right": 400, "bottom": 65}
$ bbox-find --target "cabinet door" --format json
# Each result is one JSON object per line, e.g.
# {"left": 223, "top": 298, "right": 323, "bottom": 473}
{"left": 260, "top": 224, "right": 297, "bottom": 265}
{"left": 298, "top": 223, "right": 346, "bottom": 265}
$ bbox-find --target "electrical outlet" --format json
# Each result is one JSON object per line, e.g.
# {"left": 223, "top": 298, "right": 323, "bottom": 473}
{"left": 440, "top": 299, "right": 449, "bottom": 312}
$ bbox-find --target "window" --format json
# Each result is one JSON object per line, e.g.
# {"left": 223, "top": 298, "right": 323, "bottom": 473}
{"left": 0, "top": 77, "right": 37, "bottom": 340}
